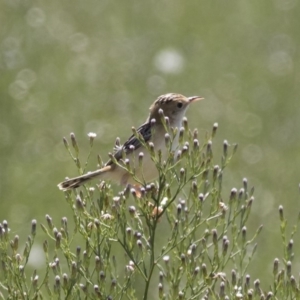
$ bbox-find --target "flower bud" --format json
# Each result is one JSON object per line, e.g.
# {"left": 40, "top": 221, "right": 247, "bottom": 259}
{"left": 111, "top": 278, "right": 117, "bottom": 289}
{"left": 242, "top": 226, "right": 247, "bottom": 244}
{"left": 287, "top": 260, "right": 292, "bottom": 277}
{"left": 148, "top": 142, "right": 155, "bottom": 156}
{"left": 177, "top": 203, "right": 182, "bottom": 215}
{"left": 54, "top": 275, "right": 60, "bottom": 292}
{"left": 137, "top": 239, "right": 143, "bottom": 249}
{"left": 76, "top": 195, "right": 84, "bottom": 211}
{"left": 193, "top": 128, "right": 198, "bottom": 139}
{"left": 138, "top": 152, "right": 144, "bottom": 167}
{"left": 46, "top": 214, "right": 53, "bottom": 229}
{"left": 14, "top": 254, "right": 20, "bottom": 265}
{"left": 206, "top": 140, "right": 212, "bottom": 157}
{"left": 83, "top": 250, "right": 88, "bottom": 267}
{"left": 163, "top": 255, "right": 170, "bottom": 264}
{"left": 178, "top": 291, "right": 184, "bottom": 299}
{"left": 180, "top": 253, "right": 186, "bottom": 265}
{"left": 130, "top": 188, "right": 137, "bottom": 199}
{"left": 180, "top": 168, "right": 185, "bottom": 182}
{"left": 134, "top": 231, "right": 142, "bottom": 240}
{"left": 243, "top": 177, "right": 248, "bottom": 191}
{"left": 290, "top": 275, "right": 296, "bottom": 291}
{"left": 158, "top": 282, "right": 163, "bottom": 298}
{"left": 158, "top": 108, "right": 164, "bottom": 118}
{"left": 247, "top": 196, "right": 254, "bottom": 208}
{"left": 95, "top": 256, "right": 101, "bottom": 271}
{"left": 198, "top": 193, "right": 204, "bottom": 202}
{"left": 126, "top": 227, "right": 132, "bottom": 236}
{"left": 194, "top": 266, "right": 200, "bottom": 276}
{"left": 70, "top": 132, "right": 79, "bottom": 153}
{"left": 212, "top": 229, "right": 218, "bottom": 245}
{"left": 76, "top": 246, "right": 81, "bottom": 259}
{"left": 201, "top": 263, "right": 207, "bottom": 278}
{"left": 219, "top": 281, "right": 225, "bottom": 298}
{"left": 213, "top": 165, "right": 219, "bottom": 181}
{"left": 55, "top": 257, "right": 60, "bottom": 270}
{"left": 88, "top": 132, "right": 97, "bottom": 146}
{"left": 43, "top": 240, "right": 48, "bottom": 254}
{"left": 193, "top": 139, "right": 199, "bottom": 151}
{"left": 99, "top": 271, "right": 105, "bottom": 281}
{"left": 55, "top": 232, "right": 62, "bottom": 249}
{"left": 231, "top": 269, "right": 237, "bottom": 285}
{"left": 223, "top": 140, "right": 228, "bottom": 157}
{"left": 279, "top": 205, "right": 284, "bottom": 222}
{"left": 212, "top": 122, "right": 218, "bottom": 137}
{"left": 11, "top": 235, "right": 19, "bottom": 251}
{"left": 31, "top": 219, "right": 37, "bottom": 236}
{"left": 3, "top": 220, "right": 8, "bottom": 233}
{"left": 71, "top": 261, "right": 77, "bottom": 278}
{"left": 165, "top": 133, "right": 170, "bottom": 148}
{"left": 266, "top": 292, "right": 273, "bottom": 300}
{"left": 182, "top": 145, "right": 188, "bottom": 156}
{"left": 63, "top": 137, "right": 69, "bottom": 150}
{"left": 179, "top": 127, "right": 184, "bottom": 144}
{"left": 176, "top": 150, "right": 182, "bottom": 160}
{"left": 254, "top": 279, "right": 260, "bottom": 295}
{"left": 164, "top": 116, "right": 170, "bottom": 129}
{"left": 128, "top": 205, "right": 136, "bottom": 216}
{"left": 80, "top": 283, "right": 87, "bottom": 294}
{"left": 63, "top": 273, "right": 68, "bottom": 289}
{"left": 238, "top": 188, "right": 244, "bottom": 200}
{"left": 230, "top": 188, "right": 237, "bottom": 201}
{"left": 245, "top": 274, "right": 250, "bottom": 289}
{"left": 287, "top": 239, "right": 293, "bottom": 259}
{"left": 124, "top": 158, "right": 131, "bottom": 171}
{"left": 222, "top": 238, "right": 229, "bottom": 256}
{"left": 273, "top": 258, "right": 279, "bottom": 276}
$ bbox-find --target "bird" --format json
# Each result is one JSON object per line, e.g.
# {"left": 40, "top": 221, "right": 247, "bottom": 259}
{"left": 57, "top": 93, "right": 204, "bottom": 191}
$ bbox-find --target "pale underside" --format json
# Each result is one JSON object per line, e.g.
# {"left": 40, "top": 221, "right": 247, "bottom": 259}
{"left": 101, "top": 120, "right": 182, "bottom": 186}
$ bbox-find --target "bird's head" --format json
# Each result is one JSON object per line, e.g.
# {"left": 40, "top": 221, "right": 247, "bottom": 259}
{"left": 148, "top": 93, "right": 204, "bottom": 125}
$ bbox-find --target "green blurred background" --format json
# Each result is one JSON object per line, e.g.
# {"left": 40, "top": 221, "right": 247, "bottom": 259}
{"left": 1, "top": 0, "right": 300, "bottom": 290}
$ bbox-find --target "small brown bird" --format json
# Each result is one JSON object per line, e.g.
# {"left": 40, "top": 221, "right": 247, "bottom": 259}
{"left": 58, "top": 93, "right": 203, "bottom": 191}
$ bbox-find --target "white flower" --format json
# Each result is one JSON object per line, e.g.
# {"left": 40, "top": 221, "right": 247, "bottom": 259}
{"left": 163, "top": 255, "right": 170, "bottom": 262}
{"left": 88, "top": 132, "right": 97, "bottom": 138}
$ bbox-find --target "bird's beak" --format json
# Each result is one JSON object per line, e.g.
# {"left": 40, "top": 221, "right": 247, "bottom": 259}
{"left": 188, "top": 96, "right": 204, "bottom": 103}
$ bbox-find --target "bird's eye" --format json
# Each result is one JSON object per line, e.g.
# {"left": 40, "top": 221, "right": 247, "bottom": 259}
{"left": 177, "top": 102, "right": 183, "bottom": 108}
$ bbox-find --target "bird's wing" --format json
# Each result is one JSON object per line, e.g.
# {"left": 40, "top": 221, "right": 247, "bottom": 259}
{"left": 106, "top": 122, "right": 152, "bottom": 166}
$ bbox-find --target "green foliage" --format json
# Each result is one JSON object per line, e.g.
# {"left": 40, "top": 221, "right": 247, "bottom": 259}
{"left": 0, "top": 123, "right": 299, "bottom": 299}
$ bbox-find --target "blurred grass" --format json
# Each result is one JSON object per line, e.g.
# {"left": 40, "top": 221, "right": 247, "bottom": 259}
{"left": 1, "top": 0, "right": 300, "bottom": 288}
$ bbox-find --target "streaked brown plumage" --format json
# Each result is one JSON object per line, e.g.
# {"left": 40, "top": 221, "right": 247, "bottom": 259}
{"left": 57, "top": 93, "right": 203, "bottom": 191}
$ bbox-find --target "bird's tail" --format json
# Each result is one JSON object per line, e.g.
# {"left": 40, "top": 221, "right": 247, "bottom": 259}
{"left": 57, "top": 166, "right": 111, "bottom": 191}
